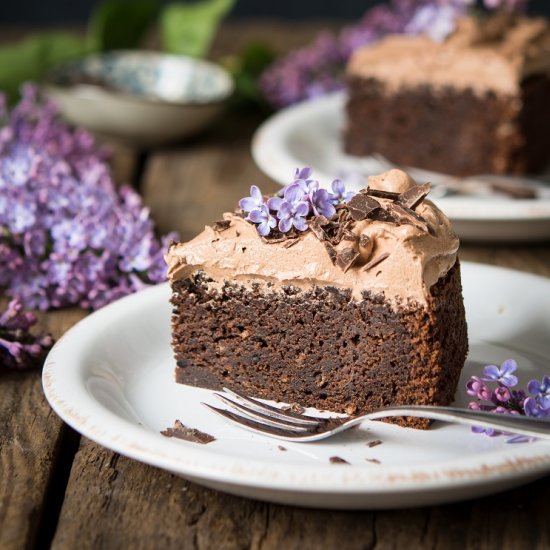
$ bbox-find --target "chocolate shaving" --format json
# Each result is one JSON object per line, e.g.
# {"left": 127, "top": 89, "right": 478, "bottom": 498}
{"left": 367, "top": 439, "right": 383, "bottom": 448}
{"left": 347, "top": 193, "right": 381, "bottom": 221}
{"left": 336, "top": 247, "right": 360, "bottom": 273}
{"left": 161, "top": 420, "right": 216, "bottom": 444}
{"left": 329, "top": 456, "right": 350, "bottom": 465}
{"left": 359, "top": 234, "right": 371, "bottom": 249}
{"left": 212, "top": 220, "right": 231, "bottom": 232}
{"left": 362, "top": 252, "right": 390, "bottom": 271}
{"left": 310, "top": 216, "right": 330, "bottom": 241}
{"left": 283, "top": 238, "right": 300, "bottom": 249}
{"left": 342, "top": 230, "right": 359, "bottom": 242}
{"left": 366, "top": 458, "right": 381, "bottom": 464}
{"left": 368, "top": 208, "right": 396, "bottom": 223}
{"left": 365, "top": 188, "right": 401, "bottom": 200}
{"left": 386, "top": 203, "right": 429, "bottom": 233}
{"left": 324, "top": 242, "right": 337, "bottom": 264}
{"left": 397, "top": 183, "right": 431, "bottom": 210}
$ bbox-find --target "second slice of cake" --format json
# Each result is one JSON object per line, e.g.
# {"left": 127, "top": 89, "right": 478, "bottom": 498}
{"left": 166, "top": 169, "right": 468, "bottom": 428}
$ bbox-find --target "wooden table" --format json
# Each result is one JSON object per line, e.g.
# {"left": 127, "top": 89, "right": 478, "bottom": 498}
{"left": 2, "top": 21, "right": 550, "bottom": 550}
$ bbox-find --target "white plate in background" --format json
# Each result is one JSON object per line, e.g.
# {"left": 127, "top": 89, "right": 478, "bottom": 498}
{"left": 252, "top": 92, "right": 550, "bottom": 243}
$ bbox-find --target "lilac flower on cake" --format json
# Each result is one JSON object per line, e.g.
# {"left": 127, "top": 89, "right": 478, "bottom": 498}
{"left": 466, "top": 358, "right": 550, "bottom": 442}
{"left": 330, "top": 179, "right": 355, "bottom": 204}
{"left": 238, "top": 168, "right": 356, "bottom": 236}
{"left": 248, "top": 204, "right": 277, "bottom": 236}
{"left": 0, "top": 85, "right": 178, "bottom": 311}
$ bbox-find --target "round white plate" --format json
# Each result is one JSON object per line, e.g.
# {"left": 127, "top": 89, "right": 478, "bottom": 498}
{"left": 251, "top": 92, "right": 550, "bottom": 243}
{"left": 42, "top": 262, "right": 550, "bottom": 509}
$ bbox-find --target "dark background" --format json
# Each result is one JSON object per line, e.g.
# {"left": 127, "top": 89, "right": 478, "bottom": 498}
{"left": 1, "top": 0, "right": 549, "bottom": 23}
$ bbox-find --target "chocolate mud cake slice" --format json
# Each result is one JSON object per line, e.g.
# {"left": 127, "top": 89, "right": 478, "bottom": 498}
{"left": 344, "top": 14, "right": 550, "bottom": 177}
{"left": 165, "top": 169, "right": 468, "bottom": 428}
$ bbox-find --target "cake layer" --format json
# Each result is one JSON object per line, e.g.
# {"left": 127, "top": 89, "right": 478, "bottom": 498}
{"left": 345, "top": 74, "right": 550, "bottom": 176}
{"left": 171, "top": 263, "right": 468, "bottom": 429}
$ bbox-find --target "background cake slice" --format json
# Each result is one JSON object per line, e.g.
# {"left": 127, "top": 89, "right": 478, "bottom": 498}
{"left": 344, "top": 14, "right": 550, "bottom": 176}
{"left": 166, "top": 169, "right": 468, "bottom": 428}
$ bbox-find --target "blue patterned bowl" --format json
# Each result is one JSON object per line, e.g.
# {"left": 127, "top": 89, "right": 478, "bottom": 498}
{"left": 44, "top": 50, "right": 234, "bottom": 147}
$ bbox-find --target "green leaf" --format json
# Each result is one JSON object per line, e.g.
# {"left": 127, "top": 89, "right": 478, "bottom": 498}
{"left": 88, "top": 0, "right": 159, "bottom": 51}
{"left": 220, "top": 42, "right": 275, "bottom": 112}
{"left": 0, "top": 33, "right": 90, "bottom": 103}
{"left": 161, "top": 0, "right": 235, "bottom": 57}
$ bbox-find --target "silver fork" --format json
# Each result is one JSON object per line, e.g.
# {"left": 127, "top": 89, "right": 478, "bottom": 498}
{"left": 202, "top": 387, "right": 550, "bottom": 442}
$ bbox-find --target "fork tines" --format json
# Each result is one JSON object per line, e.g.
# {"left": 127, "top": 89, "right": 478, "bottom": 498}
{"left": 201, "top": 387, "right": 335, "bottom": 438}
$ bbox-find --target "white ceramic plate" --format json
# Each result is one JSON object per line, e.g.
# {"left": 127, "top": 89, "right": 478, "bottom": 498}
{"left": 251, "top": 92, "right": 550, "bottom": 243}
{"left": 42, "top": 262, "right": 550, "bottom": 510}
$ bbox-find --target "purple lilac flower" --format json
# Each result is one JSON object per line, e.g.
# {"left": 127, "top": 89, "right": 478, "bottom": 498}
{"left": 311, "top": 188, "right": 336, "bottom": 218}
{"left": 482, "top": 359, "right": 518, "bottom": 387}
{"left": 239, "top": 185, "right": 265, "bottom": 213}
{"left": 238, "top": 168, "right": 355, "bottom": 236}
{"left": 466, "top": 358, "right": 550, "bottom": 443}
{"left": 523, "top": 397, "right": 550, "bottom": 419}
{"left": 0, "top": 85, "right": 178, "bottom": 311}
{"left": 405, "top": 4, "right": 458, "bottom": 42}
{"left": 260, "top": 0, "right": 527, "bottom": 108}
{"left": 277, "top": 201, "right": 309, "bottom": 232}
{"left": 527, "top": 376, "right": 550, "bottom": 409}
{"left": 248, "top": 204, "right": 277, "bottom": 236}
{"left": 0, "top": 299, "right": 53, "bottom": 369}
{"left": 330, "top": 179, "right": 355, "bottom": 204}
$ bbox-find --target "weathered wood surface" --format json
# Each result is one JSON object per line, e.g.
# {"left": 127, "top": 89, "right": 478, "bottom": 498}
{"left": 0, "top": 20, "right": 550, "bottom": 550}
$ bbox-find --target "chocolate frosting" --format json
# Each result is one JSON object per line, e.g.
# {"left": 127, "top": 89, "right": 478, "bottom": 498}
{"left": 165, "top": 170, "right": 459, "bottom": 306}
{"left": 347, "top": 14, "right": 550, "bottom": 96}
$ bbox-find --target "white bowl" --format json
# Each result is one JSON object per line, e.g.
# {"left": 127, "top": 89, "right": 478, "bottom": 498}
{"left": 44, "top": 50, "right": 234, "bottom": 148}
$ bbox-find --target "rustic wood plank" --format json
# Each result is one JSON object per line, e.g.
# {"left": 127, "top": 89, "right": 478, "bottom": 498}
{"left": 0, "top": 308, "right": 85, "bottom": 550}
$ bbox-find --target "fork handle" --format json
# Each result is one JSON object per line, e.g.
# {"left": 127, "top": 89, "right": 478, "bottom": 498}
{"left": 361, "top": 405, "right": 550, "bottom": 440}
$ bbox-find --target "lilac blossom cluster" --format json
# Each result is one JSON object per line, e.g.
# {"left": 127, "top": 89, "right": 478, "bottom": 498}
{"left": 466, "top": 359, "right": 550, "bottom": 441}
{"left": 239, "top": 167, "right": 355, "bottom": 236}
{"left": 0, "top": 299, "right": 53, "bottom": 369}
{"left": 260, "top": 0, "right": 528, "bottom": 108}
{"left": 0, "top": 85, "right": 177, "bottom": 311}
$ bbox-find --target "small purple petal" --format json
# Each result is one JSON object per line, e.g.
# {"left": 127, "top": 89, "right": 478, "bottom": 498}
{"left": 278, "top": 217, "right": 292, "bottom": 233}
{"left": 293, "top": 217, "right": 308, "bottom": 231}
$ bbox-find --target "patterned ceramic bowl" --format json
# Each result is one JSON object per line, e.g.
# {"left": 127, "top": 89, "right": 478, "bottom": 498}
{"left": 44, "top": 50, "right": 234, "bottom": 147}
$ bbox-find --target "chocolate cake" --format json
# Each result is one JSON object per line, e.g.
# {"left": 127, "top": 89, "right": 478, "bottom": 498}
{"left": 166, "top": 169, "right": 468, "bottom": 428}
{"left": 344, "top": 14, "right": 550, "bottom": 176}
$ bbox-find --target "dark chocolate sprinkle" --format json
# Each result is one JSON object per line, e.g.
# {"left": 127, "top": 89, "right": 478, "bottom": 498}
{"left": 161, "top": 420, "right": 216, "bottom": 444}
{"left": 212, "top": 220, "right": 231, "bottom": 232}
{"left": 365, "top": 458, "right": 381, "bottom": 464}
{"left": 367, "top": 439, "right": 383, "bottom": 448}
{"left": 359, "top": 234, "right": 371, "bottom": 249}
{"left": 397, "top": 183, "right": 431, "bottom": 210}
{"left": 362, "top": 252, "right": 390, "bottom": 272}
{"left": 366, "top": 188, "right": 401, "bottom": 200}
{"left": 324, "top": 242, "right": 337, "bottom": 264}
{"left": 329, "top": 456, "right": 350, "bottom": 465}
{"left": 278, "top": 445, "right": 287, "bottom": 451}
{"left": 347, "top": 193, "right": 381, "bottom": 221}
{"left": 336, "top": 247, "right": 360, "bottom": 273}
{"left": 386, "top": 203, "right": 429, "bottom": 233}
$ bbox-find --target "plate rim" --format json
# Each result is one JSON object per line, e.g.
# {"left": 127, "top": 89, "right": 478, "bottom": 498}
{"left": 251, "top": 91, "right": 550, "bottom": 224}
{"left": 42, "top": 262, "right": 550, "bottom": 500}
